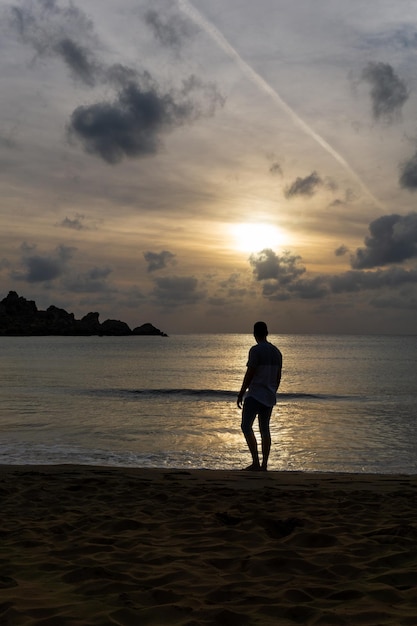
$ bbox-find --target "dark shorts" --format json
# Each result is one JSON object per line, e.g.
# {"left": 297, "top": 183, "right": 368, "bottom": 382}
{"left": 241, "top": 396, "right": 273, "bottom": 436}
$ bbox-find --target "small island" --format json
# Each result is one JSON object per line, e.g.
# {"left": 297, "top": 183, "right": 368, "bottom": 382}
{"left": 0, "top": 291, "right": 168, "bottom": 337}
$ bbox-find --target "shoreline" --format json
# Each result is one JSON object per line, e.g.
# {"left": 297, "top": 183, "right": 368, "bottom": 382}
{"left": 2, "top": 466, "right": 417, "bottom": 625}
{"left": 2, "top": 462, "right": 417, "bottom": 480}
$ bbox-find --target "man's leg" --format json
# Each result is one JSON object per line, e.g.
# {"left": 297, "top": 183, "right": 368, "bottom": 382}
{"left": 241, "top": 397, "right": 260, "bottom": 470}
{"left": 258, "top": 404, "right": 273, "bottom": 470}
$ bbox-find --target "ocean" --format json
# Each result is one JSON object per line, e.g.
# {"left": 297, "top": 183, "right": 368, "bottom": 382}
{"left": 0, "top": 334, "right": 416, "bottom": 473}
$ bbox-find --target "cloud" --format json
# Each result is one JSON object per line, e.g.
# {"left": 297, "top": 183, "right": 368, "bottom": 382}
{"left": 350, "top": 212, "right": 417, "bottom": 269}
{"left": 11, "top": 243, "right": 75, "bottom": 283}
{"left": 144, "top": 8, "right": 195, "bottom": 52}
{"left": 287, "top": 276, "right": 328, "bottom": 299}
{"left": 59, "top": 214, "right": 88, "bottom": 230}
{"left": 120, "top": 287, "right": 146, "bottom": 308}
{"left": 330, "top": 267, "right": 417, "bottom": 293}
{"left": 329, "top": 188, "right": 356, "bottom": 207}
{"left": 361, "top": 62, "right": 409, "bottom": 122}
{"left": 0, "top": 258, "right": 11, "bottom": 271}
{"left": 391, "top": 27, "right": 417, "bottom": 50}
{"left": 218, "top": 273, "right": 248, "bottom": 299}
{"left": 152, "top": 275, "right": 205, "bottom": 306}
{"left": 144, "top": 250, "right": 176, "bottom": 272}
{"left": 9, "top": 0, "right": 100, "bottom": 86}
{"left": 68, "top": 71, "right": 224, "bottom": 164}
{"left": 399, "top": 151, "right": 417, "bottom": 190}
{"left": 269, "top": 161, "right": 282, "bottom": 176}
{"left": 361, "top": 25, "right": 417, "bottom": 52}
{"left": 370, "top": 291, "right": 417, "bottom": 310}
{"left": 63, "top": 266, "right": 113, "bottom": 293}
{"left": 249, "top": 249, "right": 315, "bottom": 299}
{"left": 249, "top": 247, "right": 417, "bottom": 303}
{"left": 54, "top": 37, "right": 98, "bottom": 86}
{"left": 9, "top": 0, "right": 224, "bottom": 164}
{"left": 250, "top": 249, "right": 305, "bottom": 283}
{"left": 284, "top": 171, "right": 322, "bottom": 198}
{"left": 335, "top": 245, "right": 349, "bottom": 257}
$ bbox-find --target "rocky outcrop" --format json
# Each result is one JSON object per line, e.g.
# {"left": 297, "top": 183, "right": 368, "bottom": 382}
{"left": 133, "top": 322, "right": 168, "bottom": 336}
{"left": 100, "top": 319, "right": 132, "bottom": 336}
{"left": 0, "top": 291, "right": 168, "bottom": 337}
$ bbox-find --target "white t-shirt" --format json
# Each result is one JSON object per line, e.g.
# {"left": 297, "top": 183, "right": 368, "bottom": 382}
{"left": 246, "top": 340, "right": 282, "bottom": 407}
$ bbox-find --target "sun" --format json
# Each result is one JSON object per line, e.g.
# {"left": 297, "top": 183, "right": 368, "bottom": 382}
{"left": 231, "top": 223, "right": 286, "bottom": 253}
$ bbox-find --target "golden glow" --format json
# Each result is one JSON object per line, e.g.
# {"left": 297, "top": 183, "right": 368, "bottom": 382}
{"left": 231, "top": 222, "right": 286, "bottom": 253}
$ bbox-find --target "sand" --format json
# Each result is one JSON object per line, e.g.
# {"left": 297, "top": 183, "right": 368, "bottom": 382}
{"left": 1, "top": 467, "right": 417, "bottom": 625}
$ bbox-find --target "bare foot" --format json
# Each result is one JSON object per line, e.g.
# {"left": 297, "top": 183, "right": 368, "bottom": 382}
{"left": 242, "top": 464, "right": 261, "bottom": 471}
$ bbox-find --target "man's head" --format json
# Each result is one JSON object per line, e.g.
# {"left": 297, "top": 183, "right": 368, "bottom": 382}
{"left": 254, "top": 321, "right": 268, "bottom": 341}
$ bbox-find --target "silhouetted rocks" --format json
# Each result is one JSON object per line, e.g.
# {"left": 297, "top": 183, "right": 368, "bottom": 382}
{"left": 133, "top": 323, "right": 167, "bottom": 336}
{"left": 0, "top": 291, "right": 168, "bottom": 337}
{"left": 100, "top": 319, "right": 132, "bottom": 336}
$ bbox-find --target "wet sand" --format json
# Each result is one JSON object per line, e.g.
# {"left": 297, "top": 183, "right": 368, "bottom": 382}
{"left": 1, "top": 466, "right": 417, "bottom": 625}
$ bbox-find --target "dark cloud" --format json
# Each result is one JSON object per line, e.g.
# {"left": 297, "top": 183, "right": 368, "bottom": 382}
{"left": 250, "top": 249, "right": 305, "bottom": 283}
{"left": 11, "top": 243, "right": 75, "bottom": 283}
{"left": 54, "top": 38, "right": 98, "bottom": 86}
{"left": 9, "top": 0, "right": 100, "bottom": 86}
{"left": 362, "top": 62, "right": 409, "bottom": 122}
{"left": 179, "top": 74, "right": 225, "bottom": 116}
{"left": 207, "top": 296, "right": 227, "bottom": 306}
{"left": 392, "top": 28, "right": 417, "bottom": 50}
{"left": 269, "top": 161, "right": 282, "bottom": 176}
{"left": 68, "top": 71, "right": 224, "bottom": 164}
{"left": 88, "top": 267, "right": 112, "bottom": 280}
{"left": 362, "top": 26, "right": 417, "bottom": 52}
{"left": 284, "top": 171, "right": 322, "bottom": 198}
{"left": 218, "top": 273, "right": 248, "bottom": 299}
{"left": 323, "top": 177, "right": 338, "bottom": 193}
{"left": 144, "top": 250, "right": 176, "bottom": 272}
{"left": 287, "top": 276, "right": 328, "bottom": 299}
{"left": 370, "top": 291, "right": 417, "bottom": 310}
{"left": 335, "top": 245, "right": 349, "bottom": 257}
{"left": 152, "top": 275, "right": 205, "bottom": 306}
{"left": 59, "top": 214, "right": 87, "bottom": 230}
{"left": 399, "top": 151, "right": 417, "bottom": 190}
{"left": 121, "top": 287, "right": 146, "bottom": 308}
{"left": 329, "top": 188, "right": 356, "bottom": 207}
{"left": 144, "top": 9, "right": 195, "bottom": 52}
{"left": 10, "top": 0, "right": 224, "bottom": 163}
{"left": 392, "top": 27, "right": 417, "bottom": 50}
{"left": 350, "top": 212, "right": 417, "bottom": 269}
{"left": 330, "top": 267, "right": 417, "bottom": 293}
{"left": 249, "top": 249, "right": 316, "bottom": 299}
{"left": 249, "top": 247, "right": 417, "bottom": 303}
{"left": 63, "top": 266, "right": 113, "bottom": 293}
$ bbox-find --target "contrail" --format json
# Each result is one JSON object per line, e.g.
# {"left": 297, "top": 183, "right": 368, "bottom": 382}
{"left": 178, "top": 0, "right": 383, "bottom": 209}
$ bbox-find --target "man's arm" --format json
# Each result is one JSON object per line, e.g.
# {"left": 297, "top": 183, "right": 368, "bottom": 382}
{"left": 276, "top": 367, "right": 282, "bottom": 391}
{"left": 237, "top": 367, "right": 256, "bottom": 409}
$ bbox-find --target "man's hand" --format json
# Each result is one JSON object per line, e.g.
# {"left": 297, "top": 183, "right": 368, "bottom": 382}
{"left": 237, "top": 367, "right": 255, "bottom": 409}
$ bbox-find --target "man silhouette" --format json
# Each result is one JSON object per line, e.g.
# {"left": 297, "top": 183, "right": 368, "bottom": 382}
{"left": 237, "top": 321, "right": 282, "bottom": 471}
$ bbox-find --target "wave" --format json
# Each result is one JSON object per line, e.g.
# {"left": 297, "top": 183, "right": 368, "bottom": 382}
{"left": 86, "top": 388, "right": 346, "bottom": 401}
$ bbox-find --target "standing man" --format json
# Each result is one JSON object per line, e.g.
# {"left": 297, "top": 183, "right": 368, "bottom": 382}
{"left": 237, "top": 321, "right": 282, "bottom": 471}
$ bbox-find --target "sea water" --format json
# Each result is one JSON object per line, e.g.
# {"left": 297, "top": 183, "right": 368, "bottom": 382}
{"left": 0, "top": 334, "right": 416, "bottom": 473}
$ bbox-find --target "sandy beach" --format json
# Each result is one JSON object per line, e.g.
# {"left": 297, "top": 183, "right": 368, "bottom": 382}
{"left": 1, "top": 467, "right": 417, "bottom": 625}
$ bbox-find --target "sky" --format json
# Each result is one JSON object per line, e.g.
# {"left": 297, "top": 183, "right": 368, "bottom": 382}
{"left": 1, "top": 0, "right": 417, "bottom": 334}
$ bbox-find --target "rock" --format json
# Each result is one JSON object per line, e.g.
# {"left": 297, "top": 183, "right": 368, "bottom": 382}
{"left": 133, "top": 323, "right": 168, "bottom": 337}
{"left": 0, "top": 291, "right": 168, "bottom": 337}
{"left": 76, "top": 312, "right": 101, "bottom": 335}
{"left": 100, "top": 319, "right": 132, "bottom": 336}
{"left": 0, "top": 291, "right": 37, "bottom": 316}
